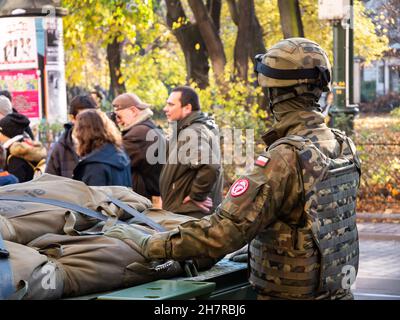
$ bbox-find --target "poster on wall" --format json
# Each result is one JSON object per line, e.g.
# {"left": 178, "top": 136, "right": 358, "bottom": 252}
{"left": 46, "top": 65, "right": 67, "bottom": 123}
{"left": 0, "top": 69, "right": 41, "bottom": 119}
{"left": 45, "top": 17, "right": 64, "bottom": 65}
{"left": 0, "top": 17, "right": 38, "bottom": 70}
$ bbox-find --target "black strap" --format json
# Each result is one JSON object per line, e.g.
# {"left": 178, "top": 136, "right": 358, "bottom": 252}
{"left": 249, "top": 273, "right": 316, "bottom": 295}
{"left": 255, "top": 62, "right": 320, "bottom": 80}
{"left": 107, "top": 196, "right": 166, "bottom": 232}
{"left": 0, "top": 231, "right": 15, "bottom": 299}
{"left": 316, "top": 202, "right": 356, "bottom": 220}
{"left": 316, "top": 172, "right": 359, "bottom": 190}
{"left": 106, "top": 197, "right": 200, "bottom": 277}
{"left": 317, "top": 215, "right": 357, "bottom": 236}
{"left": 0, "top": 195, "right": 126, "bottom": 225}
{"left": 319, "top": 228, "right": 358, "bottom": 251}
{"left": 317, "top": 187, "right": 358, "bottom": 205}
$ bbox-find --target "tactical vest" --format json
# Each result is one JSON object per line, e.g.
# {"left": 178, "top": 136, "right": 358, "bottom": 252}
{"left": 249, "top": 129, "right": 361, "bottom": 299}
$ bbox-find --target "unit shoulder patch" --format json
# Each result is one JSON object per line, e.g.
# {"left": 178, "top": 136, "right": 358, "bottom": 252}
{"left": 230, "top": 178, "right": 250, "bottom": 197}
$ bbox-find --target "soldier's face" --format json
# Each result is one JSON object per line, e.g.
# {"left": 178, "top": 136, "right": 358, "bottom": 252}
{"left": 164, "top": 92, "right": 191, "bottom": 122}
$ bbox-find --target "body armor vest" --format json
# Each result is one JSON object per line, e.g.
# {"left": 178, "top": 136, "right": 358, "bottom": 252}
{"left": 249, "top": 130, "right": 361, "bottom": 299}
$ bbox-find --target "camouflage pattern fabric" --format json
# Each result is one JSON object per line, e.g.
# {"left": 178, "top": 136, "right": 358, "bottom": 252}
{"left": 143, "top": 105, "right": 361, "bottom": 300}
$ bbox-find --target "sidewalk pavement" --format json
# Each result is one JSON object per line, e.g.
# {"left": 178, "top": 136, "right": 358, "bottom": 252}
{"left": 354, "top": 220, "right": 400, "bottom": 300}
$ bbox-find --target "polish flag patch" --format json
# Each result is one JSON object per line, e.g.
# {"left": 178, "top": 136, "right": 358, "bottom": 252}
{"left": 255, "top": 155, "right": 270, "bottom": 167}
{"left": 230, "top": 178, "right": 250, "bottom": 197}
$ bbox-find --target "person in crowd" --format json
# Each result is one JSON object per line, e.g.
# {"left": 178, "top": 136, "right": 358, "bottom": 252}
{"left": 159, "top": 86, "right": 223, "bottom": 218}
{"left": 0, "top": 90, "right": 34, "bottom": 139}
{"left": 91, "top": 89, "right": 103, "bottom": 108}
{"left": 0, "top": 113, "right": 46, "bottom": 182}
{"left": 72, "top": 109, "right": 131, "bottom": 187}
{"left": 0, "top": 95, "right": 12, "bottom": 120}
{"left": 46, "top": 95, "right": 98, "bottom": 178}
{"left": 112, "top": 93, "right": 165, "bottom": 200}
{"left": 0, "top": 144, "right": 19, "bottom": 186}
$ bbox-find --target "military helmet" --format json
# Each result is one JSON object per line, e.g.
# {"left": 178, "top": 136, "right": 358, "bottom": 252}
{"left": 255, "top": 38, "right": 332, "bottom": 96}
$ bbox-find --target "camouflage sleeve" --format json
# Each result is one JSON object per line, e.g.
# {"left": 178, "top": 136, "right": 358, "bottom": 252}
{"left": 145, "top": 145, "right": 301, "bottom": 261}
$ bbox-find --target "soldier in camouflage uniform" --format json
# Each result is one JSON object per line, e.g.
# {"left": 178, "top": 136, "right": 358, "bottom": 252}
{"left": 105, "top": 38, "right": 361, "bottom": 300}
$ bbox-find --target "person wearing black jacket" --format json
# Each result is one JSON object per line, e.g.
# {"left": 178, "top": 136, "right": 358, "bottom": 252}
{"left": 0, "top": 90, "right": 35, "bottom": 140}
{"left": 72, "top": 109, "right": 131, "bottom": 187}
{"left": 45, "top": 95, "right": 97, "bottom": 178}
{"left": 112, "top": 93, "right": 165, "bottom": 199}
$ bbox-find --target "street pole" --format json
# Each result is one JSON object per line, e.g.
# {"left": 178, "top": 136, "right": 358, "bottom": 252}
{"left": 330, "top": 0, "right": 359, "bottom": 135}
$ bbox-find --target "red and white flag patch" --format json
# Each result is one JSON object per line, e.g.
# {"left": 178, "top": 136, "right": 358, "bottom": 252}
{"left": 230, "top": 178, "right": 250, "bottom": 197}
{"left": 255, "top": 155, "right": 270, "bottom": 167}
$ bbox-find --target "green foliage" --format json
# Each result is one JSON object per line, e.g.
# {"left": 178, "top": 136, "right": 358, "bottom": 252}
{"left": 390, "top": 107, "right": 400, "bottom": 118}
{"left": 63, "top": 0, "right": 154, "bottom": 89}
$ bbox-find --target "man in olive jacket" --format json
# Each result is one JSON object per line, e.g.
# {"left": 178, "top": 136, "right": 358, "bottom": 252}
{"left": 113, "top": 93, "right": 165, "bottom": 200}
{"left": 160, "top": 86, "right": 223, "bottom": 218}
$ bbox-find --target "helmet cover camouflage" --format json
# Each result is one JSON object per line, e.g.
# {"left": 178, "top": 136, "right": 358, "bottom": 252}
{"left": 255, "top": 38, "right": 332, "bottom": 91}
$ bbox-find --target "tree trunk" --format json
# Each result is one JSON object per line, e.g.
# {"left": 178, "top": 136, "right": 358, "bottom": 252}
{"left": 249, "top": 10, "right": 266, "bottom": 61}
{"left": 227, "top": 0, "right": 239, "bottom": 25}
{"left": 234, "top": 0, "right": 252, "bottom": 80}
{"left": 277, "top": 0, "right": 304, "bottom": 38}
{"left": 229, "top": 0, "right": 266, "bottom": 72}
{"left": 188, "top": 0, "right": 226, "bottom": 85}
{"left": 229, "top": 0, "right": 268, "bottom": 111}
{"left": 166, "top": 0, "right": 209, "bottom": 89}
{"left": 207, "top": 0, "right": 222, "bottom": 34}
{"left": 107, "top": 37, "right": 126, "bottom": 100}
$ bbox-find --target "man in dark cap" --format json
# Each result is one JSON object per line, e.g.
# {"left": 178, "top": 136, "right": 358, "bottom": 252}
{"left": 0, "top": 113, "right": 46, "bottom": 182}
{"left": 112, "top": 93, "right": 165, "bottom": 202}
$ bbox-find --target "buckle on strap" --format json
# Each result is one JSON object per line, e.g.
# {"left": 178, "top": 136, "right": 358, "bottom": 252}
{"left": 183, "top": 260, "right": 199, "bottom": 278}
{"left": 0, "top": 248, "right": 10, "bottom": 259}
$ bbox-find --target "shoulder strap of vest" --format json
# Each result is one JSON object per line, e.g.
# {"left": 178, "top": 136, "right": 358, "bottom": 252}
{"left": 268, "top": 135, "right": 310, "bottom": 152}
{"left": 0, "top": 231, "right": 15, "bottom": 300}
{"left": 330, "top": 128, "right": 361, "bottom": 176}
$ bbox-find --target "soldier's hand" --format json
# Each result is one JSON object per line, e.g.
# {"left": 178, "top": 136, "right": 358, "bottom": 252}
{"left": 104, "top": 224, "right": 151, "bottom": 258}
{"left": 183, "top": 196, "right": 213, "bottom": 213}
{"left": 227, "top": 245, "right": 248, "bottom": 263}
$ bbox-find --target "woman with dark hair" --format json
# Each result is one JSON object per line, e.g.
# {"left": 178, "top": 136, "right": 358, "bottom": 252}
{"left": 72, "top": 109, "right": 132, "bottom": 187}
{"left": 45, "top": 94, "right": 97, "bottom": 178}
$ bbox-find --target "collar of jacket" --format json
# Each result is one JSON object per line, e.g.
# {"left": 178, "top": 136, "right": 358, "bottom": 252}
{"left": 177, "top": 111, "right": 213, "bottom": 132}
{"left": 58, "top": 123, "right": 74, "bottom": 148}
{"left": 8, "top": 137, "right": 47, "bottom": 163}
{"left": 122, "top": 108, "right": 154, "bottom": 132}
{"left": 262, "top": 99, "right": 325, "bottom": 147}
{"left": 3, "top": 135, "right": 24, "bottom": 149}
{"left": 79, "top": 143, "right": 129, "bottom": 169}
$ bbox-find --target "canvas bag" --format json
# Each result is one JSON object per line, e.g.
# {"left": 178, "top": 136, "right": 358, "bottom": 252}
{"left": 4, "top": 240, "right": 64, "bottom": 300}
{"left": 27, "top": 233, "right": 183, "bottom": 298}
{"left": 0, "top": 174, "right": 152, "bottom": 244}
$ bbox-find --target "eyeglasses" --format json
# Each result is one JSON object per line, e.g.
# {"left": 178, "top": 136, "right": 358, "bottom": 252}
{"left": 113, "top": 105, "right": 134, "bottom": 112}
